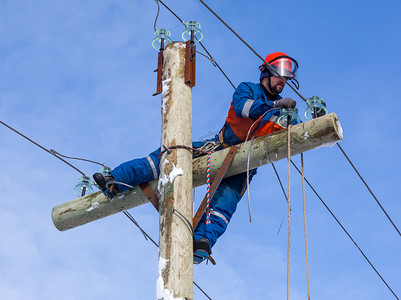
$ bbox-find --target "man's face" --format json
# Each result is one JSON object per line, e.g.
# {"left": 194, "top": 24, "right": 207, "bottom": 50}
{"left": 263, "top": 76, "right": 287, "bottom": 95}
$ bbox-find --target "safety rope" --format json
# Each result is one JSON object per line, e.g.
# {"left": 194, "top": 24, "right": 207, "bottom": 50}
{"left": 301, "top": 153, "right": 311, "bottom": 300}
{"left": 246, "top": 136, "right": 255, "bottom": 223}
{"left": 158, "top": 0, "right": 401, "bottom": 242}
{"left": 153, "top": 4, "right": 398, "bottom": 298}
{"left": 205, "top": 152, "right": 212, "bottom": 224}
{"left": 286, "top": 123, "right": 291, "bottom": 300}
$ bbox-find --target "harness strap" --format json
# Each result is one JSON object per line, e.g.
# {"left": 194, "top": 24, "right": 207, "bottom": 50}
{"left": 139, "top": 182, "right": 160, "bottom": 212}
{"left": 218, "top": 127, "right": 230, "bottom": 148}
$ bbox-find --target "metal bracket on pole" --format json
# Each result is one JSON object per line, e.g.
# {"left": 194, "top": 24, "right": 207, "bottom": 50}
{"left": 185, "top": 40, "right": 196, "bottom": 87}
{"left": 193, "top": 146, "right": 238, "bottom": 229}
{"left": 153, "top": 50, "right": 164, "bottom": 96}
{"left": 139, "top": 182, "right": 159, "bottom": 212}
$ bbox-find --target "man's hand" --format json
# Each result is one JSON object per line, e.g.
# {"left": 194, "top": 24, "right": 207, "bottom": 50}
{"left": 274, "top": 97, "right": 296, "bottom": 109}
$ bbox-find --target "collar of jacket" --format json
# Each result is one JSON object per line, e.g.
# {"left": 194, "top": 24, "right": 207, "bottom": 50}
{"left": 260, "top": 83, "right": 277, "bottom": 100}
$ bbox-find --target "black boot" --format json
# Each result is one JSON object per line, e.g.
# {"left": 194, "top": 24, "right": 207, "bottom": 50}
{"left": 93, "top": 173, "right": 119, "bottom": 198}
{"left": 193, "top": 238, "right": 211, "bottom": 264}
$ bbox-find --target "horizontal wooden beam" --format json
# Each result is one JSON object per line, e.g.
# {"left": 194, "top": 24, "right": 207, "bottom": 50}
{"left": 52, "top": 113, "right": 343, "bottom": 231}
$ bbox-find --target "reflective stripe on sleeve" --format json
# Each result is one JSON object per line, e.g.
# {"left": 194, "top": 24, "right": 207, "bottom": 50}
{"left": 268, "top": 115, "right": 279, "bottom": 123}
{"left": 146, "top": 156, "right": 159, "bottom": 180}
{"left": 241, "top": 99, "right": 255, "bottom": 118}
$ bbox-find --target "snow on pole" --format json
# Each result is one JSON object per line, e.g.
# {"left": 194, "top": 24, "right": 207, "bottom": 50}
{"left": 157, "top": 41, "right": 193, "bottom": 300}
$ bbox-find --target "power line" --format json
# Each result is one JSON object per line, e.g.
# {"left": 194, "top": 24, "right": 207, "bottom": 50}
{"left": 153, "top": 1, "right": 398, "bottom": 296}
{"left": 122, "top": 209, "right": 213, "bottom": 299}
{"left": 290, "top": 159, "right": 399, "bottom": 300}
{"left": 0, "top": 120, "right": 87, "bottom": 177}
{"left": 337, "top": 143, "right": 401, "bottom": 236}
{"left": 153, "top": 0, "right": 161, "bottom": 31}
{"left": 156, "top": 0, "right": 236, "bottom": 89}
{"left": 188, "top": 2, "right": 400, "bottom": 293}
{"left": 197, "top": 0, "right": 307, "bottom": 102}
{"left": 49, "top": 149, "right": 107, "bottom": 168}
{"left": 111, "top": 180, "right": 213, "bottom": 299}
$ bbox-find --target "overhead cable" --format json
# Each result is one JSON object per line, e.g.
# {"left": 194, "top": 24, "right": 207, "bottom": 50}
{"left": 110, "top": 181, "right": 213, "bottom": 299}
{"left": 153, "top": 0, "right": 161, "bottom": 31}
{"left": 123, "top": 209, "right": 213, "bottom": 299}
{"left": 290, "top": 159, "right": 399, "bottom": 300}
{"left": 196, "top": 0, "right": 307, "bottom": 102}
{"left": 156, "top": 0, "right": 236, "bottom": 89}
{"left": 0, "top": 120, "right": 87, "bottom": 177}
{"left": 337, "top": 143, "right": 401, "bottom": 236}
{"left": 193, "top": 2, "right": 399, "bottom": 292}
{"left": 49, "top": 149, "right": 107, "bottom": 168}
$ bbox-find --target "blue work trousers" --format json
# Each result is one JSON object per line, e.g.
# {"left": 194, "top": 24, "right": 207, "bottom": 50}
{"left": 110, "top": 141, "right": 255, "bottom": 249}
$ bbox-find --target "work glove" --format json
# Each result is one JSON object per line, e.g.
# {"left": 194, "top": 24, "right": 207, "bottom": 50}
{"left": 274, "top": 97, "right": 296, "bottom": 109}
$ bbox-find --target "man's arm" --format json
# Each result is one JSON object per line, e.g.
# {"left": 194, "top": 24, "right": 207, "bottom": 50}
{"left": 232, "top": 82, "right": 276, "bottom": 120}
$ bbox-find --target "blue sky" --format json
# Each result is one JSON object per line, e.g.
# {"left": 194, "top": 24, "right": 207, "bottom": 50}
{"left": 1, "top": 0, "right": 400, "bottom": 299}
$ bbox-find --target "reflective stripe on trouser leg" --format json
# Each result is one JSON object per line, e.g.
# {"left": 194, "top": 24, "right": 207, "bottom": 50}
{"left": 194, "top": 170, "right": 256, "bottom": 248}
{"left": 209, "top": 209, "right": 229, "bottom": 225}
{"left": 110, "top": 148, "right": 161, "bottom": 193}
{"left": 146, "top": 155, "right": 158, "bottom": 179}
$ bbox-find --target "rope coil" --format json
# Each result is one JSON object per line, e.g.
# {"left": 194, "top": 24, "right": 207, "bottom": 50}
{"left": 158, "top": 144, "right": 217, "bottom": 159}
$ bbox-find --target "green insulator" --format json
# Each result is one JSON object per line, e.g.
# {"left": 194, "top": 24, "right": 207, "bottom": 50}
{"left": 277, "top": 108, "right": 301, "bottom": 128}
{"left": 152, "top": 28, "right": 172, "bottom": 51}
{"left": 305, "top": 96, "right": 328, "bottom": 120}
{"left": 99, "top": 166, "right": 112, "bottom": 177}
{"left": 182, "top": 21, "right": 203, "bottom": 43}
{"left": 73, "top": 176, "right": 95, "bottom": 197}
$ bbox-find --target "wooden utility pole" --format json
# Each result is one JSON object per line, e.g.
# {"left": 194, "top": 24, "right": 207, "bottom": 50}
{"left": 156, "top": 41, "right": 193, "bottom": 300}
{"left": 52, "top": 113, "right": 343, "bottom": 231}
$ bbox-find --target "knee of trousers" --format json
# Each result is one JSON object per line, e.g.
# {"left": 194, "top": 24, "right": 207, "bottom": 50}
{"left": 194, "top": 172, "right": 250, "bottom": 248}
{"left": 110, "top": 148, "right": 161, "bottom": 192}
{"left": 194, "top": 212, "right": 229, "bottom": 248}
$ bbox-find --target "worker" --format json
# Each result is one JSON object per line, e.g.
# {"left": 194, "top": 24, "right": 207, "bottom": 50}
{"left": 93, "top": 51, "right": 300, "bottom": 264}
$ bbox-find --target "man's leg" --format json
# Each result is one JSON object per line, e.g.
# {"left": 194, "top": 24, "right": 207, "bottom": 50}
{"left": 193, "top": 169, "right": 256, "bottom": 262}
{"left": 109, "top": 148, "right": 161, "bottom": 192}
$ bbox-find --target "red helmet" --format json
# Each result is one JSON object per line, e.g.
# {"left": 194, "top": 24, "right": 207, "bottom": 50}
{"left": 259, "top": 52, "right": 298, "bottom": 80}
